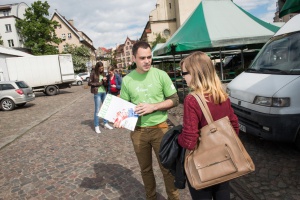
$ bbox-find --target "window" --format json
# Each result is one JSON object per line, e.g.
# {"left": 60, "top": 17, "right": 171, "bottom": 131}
{"left": 55, "top": 24, "right": 62, "bottom": 29}
{"left": 62, "top": 33, "right": 66, "bottom": 40}
{"left": 68, "top": 33, "right": 72, "bottom": 39}
{"left": 63, "top": 45, "right": 67, "bottom": 51}
{"left": 169, "top": 3, "right": 171, "bottom": 9}
{"left": 5, "top": 24, "right": 12, "bottom": 32}
{"left": 3, "top": 10, "right": 9, "bottom": 16}
{"left": 1, "top": 84, "right": 14, "bottom": 90}
{"left": 8, "top": 40, "right": 14, "bottom": 47}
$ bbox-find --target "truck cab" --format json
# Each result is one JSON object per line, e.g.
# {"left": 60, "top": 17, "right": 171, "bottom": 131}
{"left": 227, "top": 14, "right": 300, "bottom": 149}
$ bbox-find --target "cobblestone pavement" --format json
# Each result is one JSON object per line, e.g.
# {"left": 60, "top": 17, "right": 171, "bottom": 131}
{"left": 0, "top": 85, "right": 299, "bottom": 199}
{"left": 0, "top": 85, "right": 192, "bottom": 199}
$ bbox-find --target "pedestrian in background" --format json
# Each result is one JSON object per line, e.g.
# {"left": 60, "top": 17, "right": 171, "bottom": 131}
{"left": 115, "top": 41, "right": 180, "bottom": 200}
{"left": 88, "top": 61, "right": 113, "bottom": 133}
{"left": 106, "top": 66, "right": 122, "bottom": 97}
{"left": 178, "top": 51, "right": 239, "bottom": 200}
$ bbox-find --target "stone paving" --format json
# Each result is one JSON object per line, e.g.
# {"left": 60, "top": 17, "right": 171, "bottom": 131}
{"left": 1, "top": 85, "right": 300, "bottom": 199}
{"left": 0, "top": 85, "right": 192, "bottom": 199}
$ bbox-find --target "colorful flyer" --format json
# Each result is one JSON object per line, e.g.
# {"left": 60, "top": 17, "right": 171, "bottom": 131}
{"left": 98, "top": 94, "right": 138, "bottom": 131}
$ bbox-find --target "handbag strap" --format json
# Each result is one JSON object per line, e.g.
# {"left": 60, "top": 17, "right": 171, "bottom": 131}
{"left": 191, "top": 93, "right": 214, "bottom": 124}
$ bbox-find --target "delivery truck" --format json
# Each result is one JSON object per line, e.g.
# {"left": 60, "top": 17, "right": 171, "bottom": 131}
{"left": 226, "top": 14, "right": 300, "bottom": 149}
{"left": 0, "top": 54, "right": 75, "bottom": 96}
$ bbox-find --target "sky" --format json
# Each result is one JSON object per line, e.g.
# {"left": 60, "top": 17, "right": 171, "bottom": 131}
{"left": 3, "top": 0, "right": 277, "bottom": 49}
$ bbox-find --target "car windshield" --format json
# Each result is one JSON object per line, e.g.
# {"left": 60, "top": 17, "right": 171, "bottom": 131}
{"left": 247, "top": 32, "right": 300, "bottom": 75}
{"left": 15, "top": 81, "right": 29, "bottom": 88}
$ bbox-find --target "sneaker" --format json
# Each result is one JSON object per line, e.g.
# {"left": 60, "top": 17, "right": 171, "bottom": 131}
{"left": 95, "top": 126, "right": 101, "bottom": 134}
{"left": 104, "top": 123, "right": 113, "bottom": 130}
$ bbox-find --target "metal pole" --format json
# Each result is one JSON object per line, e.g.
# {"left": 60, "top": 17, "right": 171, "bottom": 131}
{"left": 220, "top": 49, "right": 224, "bottom": 80}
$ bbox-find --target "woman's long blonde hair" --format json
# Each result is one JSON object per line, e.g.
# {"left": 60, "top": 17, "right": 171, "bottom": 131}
{"left": 181, "top": 51, "right": 228, "bottom": 104}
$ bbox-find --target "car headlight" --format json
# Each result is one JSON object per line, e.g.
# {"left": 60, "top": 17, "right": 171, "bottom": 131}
{"left": 253, "top": 96, "right": 290, "bottom": 107}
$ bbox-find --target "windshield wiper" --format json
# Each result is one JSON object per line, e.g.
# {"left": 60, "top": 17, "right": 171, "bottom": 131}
{"left": 259, "top": 68, "right": 288, "bottom": 74}
{"left": 245, "top": 68, "right": 258, "bottom": 72}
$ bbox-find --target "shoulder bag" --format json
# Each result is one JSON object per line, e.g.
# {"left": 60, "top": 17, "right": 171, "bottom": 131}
{"left": 184, "top": 93, "right": 255, "bottom": 190}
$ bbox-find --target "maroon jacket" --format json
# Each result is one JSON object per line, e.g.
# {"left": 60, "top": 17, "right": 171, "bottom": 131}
{"left": 178, "top": 94, "right": 239, "bottom": 150}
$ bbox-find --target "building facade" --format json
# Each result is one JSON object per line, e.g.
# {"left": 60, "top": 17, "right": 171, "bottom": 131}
{"left": 115, "top": 37, "right": 136, "bottom": 69}
{"left": 140, "top": 0, "right": 201, "bottom": 44}
{"left": 273, "top": 0, "right": 298, "bottom": 22}
{"left": 0, "top": 2, "right": 29, "bottom": 50}
{"left": 50, "top": 10, "right": 96, "bottom": 57}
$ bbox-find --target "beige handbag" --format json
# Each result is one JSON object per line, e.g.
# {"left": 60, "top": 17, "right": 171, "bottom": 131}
{"left": 184, "top": 93, "right": 255, "bottom": 190}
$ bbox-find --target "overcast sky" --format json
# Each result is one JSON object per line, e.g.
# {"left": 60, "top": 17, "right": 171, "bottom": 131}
{"left": 3, "top": 0, "right": 277, "bottom": 49}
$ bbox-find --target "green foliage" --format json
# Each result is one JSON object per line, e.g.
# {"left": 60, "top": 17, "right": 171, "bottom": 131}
{"left": 150, "top": 33, "right": 167, "bottom": 48}
{"left": 16, "top": 1, "right": 61, "bottom": 55}
{"left": 0, "top": 36, "right": 3, "bottom": 45}
{"left": 62, "top": 44, "right": 91, "bottom": 72}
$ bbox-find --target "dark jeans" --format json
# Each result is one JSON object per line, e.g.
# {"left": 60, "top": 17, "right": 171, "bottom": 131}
{"left": 187, "top": 180, "right": 230, "bottom": 200}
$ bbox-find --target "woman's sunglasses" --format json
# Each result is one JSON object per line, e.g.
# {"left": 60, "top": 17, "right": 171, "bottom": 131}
{"left": 181, "top": 71, "right": 190, "bottom": 76}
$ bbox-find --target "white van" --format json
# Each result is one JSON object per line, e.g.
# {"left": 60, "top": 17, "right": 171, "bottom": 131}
{"left": 227, "top": 14, "right": 300, "bottom": 149}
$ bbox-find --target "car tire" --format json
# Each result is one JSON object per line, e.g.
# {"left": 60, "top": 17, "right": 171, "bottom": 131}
{"left": 86, "top": 77, "right": 90, "bottom": 82}
{"left": 17, "top": 103, "right": 26, "bottom": 107}
{"left": 1, "top": 98, "right": 15, "bottom": 111}
{"left": 77, "top": 81, "right": 83, "bottom": 86}
{"left": 45, "top": 85, "right": 58, "bottom": 96}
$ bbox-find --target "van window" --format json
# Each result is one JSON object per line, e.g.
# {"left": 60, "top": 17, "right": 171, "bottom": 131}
{"left": 249, "top": 32, "right": 300, "bottom": 75}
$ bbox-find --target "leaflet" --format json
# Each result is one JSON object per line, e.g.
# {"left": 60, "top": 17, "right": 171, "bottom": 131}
{"left": 98, "top": 94, "right": 138, "bottom": 131}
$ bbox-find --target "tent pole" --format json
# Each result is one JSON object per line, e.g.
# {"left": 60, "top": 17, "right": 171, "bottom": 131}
{"left": 173, "top": 55, "right": 177, "bottom": 89}
{"left": 220, "top": 49, "right": 224, "bottom": 80}
{"left": 180, "top": 54, "right": 185, "bottom": 98}
{"left": 241, "top": 48, "right": 244, "bottom": 69}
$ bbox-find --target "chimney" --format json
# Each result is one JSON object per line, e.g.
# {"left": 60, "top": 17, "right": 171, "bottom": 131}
{"left": 68, "top": 19, "right": 74, "bottom": 26}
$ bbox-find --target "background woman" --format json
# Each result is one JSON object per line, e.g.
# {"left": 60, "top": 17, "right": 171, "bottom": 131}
{"left": 177, "top": 52, "right": 239, "bottom": 200}
{"left": 88, "top": 61, "right": 113, "bottom": 133}
{"left": 106, "top": 66, "right": 122, "bottom": 96}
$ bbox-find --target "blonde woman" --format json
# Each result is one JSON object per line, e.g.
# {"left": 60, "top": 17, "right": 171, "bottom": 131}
{"left": 178, "top": 52, "right": 239, "bottom": 200}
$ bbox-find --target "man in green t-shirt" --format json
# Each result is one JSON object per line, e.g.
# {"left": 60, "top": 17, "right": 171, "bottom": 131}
{"left": 116, "top": 41, "right": 179, "bottom": 200}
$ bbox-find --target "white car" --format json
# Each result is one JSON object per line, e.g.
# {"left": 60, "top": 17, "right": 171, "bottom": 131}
{"left": 72, "top": 75, "right": 83, "bottom": 86}
{"left": 77, "top": 72, "right": 90, "bottom": 82}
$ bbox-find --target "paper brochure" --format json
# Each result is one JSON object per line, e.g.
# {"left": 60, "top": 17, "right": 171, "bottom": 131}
{"left": 98, "top": 94, "right": 138, "bottom": 131}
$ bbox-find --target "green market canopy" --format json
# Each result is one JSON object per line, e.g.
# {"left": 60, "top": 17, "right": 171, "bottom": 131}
{"left": 153, "top": 0, "right": 280, "bottom": 56}
{"left": 279, "top": 0, "right": 300, "bottom": 18}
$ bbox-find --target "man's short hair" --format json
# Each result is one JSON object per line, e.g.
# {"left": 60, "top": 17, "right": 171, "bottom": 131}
{"left": 132, "top": 41, "right": 151, "bottom": 56}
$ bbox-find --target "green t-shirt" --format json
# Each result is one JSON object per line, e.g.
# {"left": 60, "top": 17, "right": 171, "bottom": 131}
{"left": 120, "top": 67, "right": 177, "bottom": 127}
{"left": 98, "top": 75, "right": 106, "bottom": 93}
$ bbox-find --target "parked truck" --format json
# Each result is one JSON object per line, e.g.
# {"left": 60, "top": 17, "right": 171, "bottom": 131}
{"left": 0, "top": 54, "right": 75, "bottom": 96}
{"left": 226, "top": 14, "right": 300, "bottom": 149}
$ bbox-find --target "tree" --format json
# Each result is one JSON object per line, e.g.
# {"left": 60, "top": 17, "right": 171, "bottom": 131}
{"left": 62, "top": 44, "right": 91, "bottom": 72}
{"left": 150, "top": 33, "right": 167, "bottom": 49}
{"left": 16, "top": 1, "right": 61, "bottom": 55}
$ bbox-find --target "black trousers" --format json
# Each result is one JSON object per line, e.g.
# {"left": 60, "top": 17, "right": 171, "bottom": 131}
{"left": 187, "top": 180, "right": 230, "bottom": 200}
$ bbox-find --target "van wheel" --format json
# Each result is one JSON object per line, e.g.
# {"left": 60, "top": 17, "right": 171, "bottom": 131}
{"left": 1, "top": 98, "right": 15, "bottom": 111}
{"left": 45, "top": 86, "right": 58, "bottom": 96}
{"left": 86, "top": 77, "right": 90, "bottom": 82}
{"left": 77, "top": 81, "right": 83, "bottom": 86}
